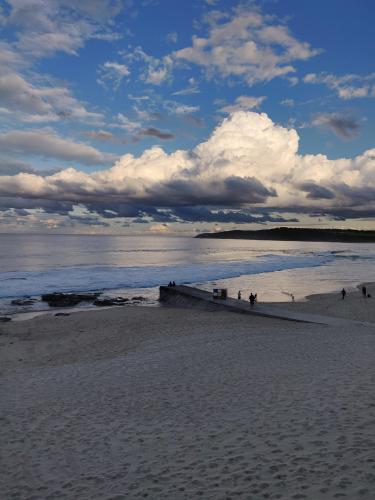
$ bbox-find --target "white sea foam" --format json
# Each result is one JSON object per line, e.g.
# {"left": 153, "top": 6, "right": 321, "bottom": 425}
{"left": 0, "top": 252, "right": 335, "bottom": 299}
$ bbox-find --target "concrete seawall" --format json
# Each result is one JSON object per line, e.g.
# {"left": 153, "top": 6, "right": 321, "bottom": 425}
{"left": 159, "top": 285, "right": 318, "bottom": 323}
{"left": 159, "top": 285, "right": 251, "bottom": 314}
{"left": 159, "top": 285, "right": 370, "bottom": 327}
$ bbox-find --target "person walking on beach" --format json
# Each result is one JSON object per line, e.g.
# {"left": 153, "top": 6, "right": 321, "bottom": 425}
{"left": 238, "top": 290, "right": 241, "bottom": 300}
{"left": 341, "top": 288, "right": 346, "bottom": 300}
{"left": 362, "top": 286, "right": 367, "bottom": 297}
{"left": 249, "top": 293, "right": 255, "bottom": 306}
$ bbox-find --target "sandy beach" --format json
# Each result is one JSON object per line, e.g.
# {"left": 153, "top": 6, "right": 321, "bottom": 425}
{"left": 1, "top": 285, "right": 375, "bottom": 499}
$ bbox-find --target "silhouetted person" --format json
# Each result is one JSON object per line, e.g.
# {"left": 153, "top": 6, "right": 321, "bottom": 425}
{"left": 291, "top": 294, "right": 295, "bottom": 302}
{"left": 362, "top": 286, "right": 367, "bottom": 297}
{"left": 249, "top": 293, "right": 255, "bottom": 305}
{"left": 341, "top": 288, "right": 346, "bottom": 300}
{"left": 172, "top": 281, "right": 176, "bottom": 286}
{"left": 168, "top": 281, "right": 172, "bottom": 287}
{"left": 238, "top": 290, "right": 241, "bottom": 300}
{"left": 254, "top": 293, "right": 257, "bottom": 302}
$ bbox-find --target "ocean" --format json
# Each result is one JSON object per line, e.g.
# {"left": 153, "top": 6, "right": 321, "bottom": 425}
{"left": 0, "top": 233, "right": 374, "bottom": 317}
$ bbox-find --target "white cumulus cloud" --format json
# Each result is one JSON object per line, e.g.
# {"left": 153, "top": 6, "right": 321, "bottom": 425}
{"left": 0, "top": 112, "right": 373, "bottom": 216}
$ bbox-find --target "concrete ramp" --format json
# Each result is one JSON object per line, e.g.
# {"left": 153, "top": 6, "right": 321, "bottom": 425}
{"left": 159, "top": 285, "right": 364, "bottom": 327}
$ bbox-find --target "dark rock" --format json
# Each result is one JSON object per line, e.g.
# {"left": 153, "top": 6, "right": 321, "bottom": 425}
{"left": 94, "top": 297, "right": 129, "bottom": 307}
{"left": 11, "top": 298, "right": 37, "bottom": 306}
{"left": 131, "top": 296, "right": 146, "bottom": 301}
{"left": 0, "top": 317, "right": 11, "bottom": 322}
{"left": 41, "top": 292, "right": 100, "bottom": 307}
{"left": 54, "top": 313, "right": 70, "bottom": 317}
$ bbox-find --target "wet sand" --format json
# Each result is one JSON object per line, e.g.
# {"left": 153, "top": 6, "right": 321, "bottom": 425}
{"left": 1, "top": 285, "right": 375, "bottom": 499}
{"left": 278, "top": 282, "right": 375, "bottom": 323}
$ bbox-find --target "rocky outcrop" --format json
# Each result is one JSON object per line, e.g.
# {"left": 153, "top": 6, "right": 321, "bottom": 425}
{"left": 93, "top": 297, "right": 129, "bottom": 307}
{"left": 11, "top": 298, "right": 37, "bottom": 306}
{"left": 41, "top": 292, "right": 100, "bottom": 307}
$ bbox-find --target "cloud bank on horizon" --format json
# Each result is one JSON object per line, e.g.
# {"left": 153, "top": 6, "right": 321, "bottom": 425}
{"left": 0, "top": 0, "right": 374, "bottom": 231}
{"left": 1, "top": 111, "right": 374, "bottom": 220}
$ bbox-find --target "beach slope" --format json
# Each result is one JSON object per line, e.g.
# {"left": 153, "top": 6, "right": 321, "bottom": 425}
{"left": 1, "top": 291, "right": 375, "bottom": 499}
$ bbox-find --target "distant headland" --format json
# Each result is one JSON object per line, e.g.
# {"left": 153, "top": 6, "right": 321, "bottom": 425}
{"left": 195, "top": 227, "right": 375, "bottom": 243}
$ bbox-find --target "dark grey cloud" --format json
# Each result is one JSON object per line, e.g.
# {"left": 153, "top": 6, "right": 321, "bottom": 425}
{"left": 268, "top": 204, "right": 375, "bottom": 220}
{"left": 0, "top": 157, "right": 34, "bottom": 175}
{"left": 334, "top": 183, "right": 375, "bottom": 205}
{"left": 312, "top": 113, "right": 360, "bottom": 139}
{"left": 171, "top": 206, "right": 298, "bottom": 224}
{"left": 85, "top": 203, "right": 154, "bottom": 219}
{"left": 299, "top": 183, "right": 375, "bottom": 210}
{"left": 146, "top": 176, "right": 276, "bottom": 206}
{"left": 139, "top": 127, "right": 175, "bottom": 140}
{"left": 0, "top": 157, "right": 61, "bottom": 177}
{"left": 131, "top": 217, "right": 149, "bottom": 224}
{"left": 324, "top": 207, "right": 375, "bottom": 219}
{"left": 299, "top": 182, "right": 335, "bottom": 200}
{"left": 0, "top": 197, "right": 73, "bottom": 214}
{"left": 2, "top": 207, "right": 30, "bottom": 217}
{"left": 68, "top": 214, "right": 110, "bottom": 227}
{"left": 31, "top": 174, "right": 278, "bottom": 209}
{"left": 82, "top": 130, "right": 116, "bottom": 142}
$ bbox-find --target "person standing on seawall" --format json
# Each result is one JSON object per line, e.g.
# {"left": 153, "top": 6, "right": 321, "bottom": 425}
{"left": 341, "top": 288, "right": 346, "bottom": 300}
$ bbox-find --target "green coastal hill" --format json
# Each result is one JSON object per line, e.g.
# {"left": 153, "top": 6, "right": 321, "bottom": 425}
{"left": 195, "top": 227, "right": 375, "bottom": 243}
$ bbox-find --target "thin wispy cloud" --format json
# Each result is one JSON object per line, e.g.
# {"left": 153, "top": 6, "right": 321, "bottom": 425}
{"left": 219, "top": 95, "right": 266, "bottom": 113}
{"left": 97, "top": 61, "right": 130, "bottom": 90}
{"left": 304, "top": 72, "right": 375, "bottom": 100}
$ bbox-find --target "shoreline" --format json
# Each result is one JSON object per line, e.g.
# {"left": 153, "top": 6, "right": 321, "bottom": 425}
{"left": 2, "top": 299, "right": 160, "bottom": 322}
{"left": 2, "top": 280, "right": 374, "bottom": 323}
{"left": 276, "top": 281, "right": 374, "bottom": 323}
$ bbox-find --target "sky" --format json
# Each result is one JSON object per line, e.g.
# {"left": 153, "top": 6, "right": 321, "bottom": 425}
{"left": 0, "top": 0, "right": 374, "bottom": 234}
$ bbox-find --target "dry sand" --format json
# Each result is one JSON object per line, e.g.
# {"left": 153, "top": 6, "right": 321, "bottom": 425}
{"left": 1, "top": 285, "right": 375, "bottom": 499}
